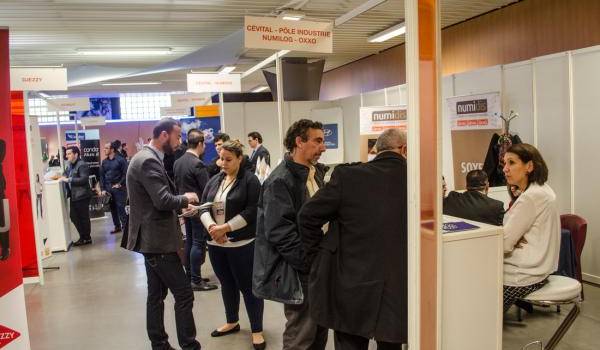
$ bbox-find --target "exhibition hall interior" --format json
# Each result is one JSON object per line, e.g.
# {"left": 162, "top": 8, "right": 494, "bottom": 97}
{"left": 1, "top": 0, "right": 600, "bottom": 349}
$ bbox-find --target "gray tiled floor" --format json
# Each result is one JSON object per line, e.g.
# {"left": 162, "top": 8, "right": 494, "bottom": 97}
{"left": 24, "top": 217, "right": 600, "bottom": 349}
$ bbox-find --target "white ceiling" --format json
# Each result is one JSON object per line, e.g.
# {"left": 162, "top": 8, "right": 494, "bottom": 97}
{"left": 1, "top": 0, "right": 518, "bottom": 93}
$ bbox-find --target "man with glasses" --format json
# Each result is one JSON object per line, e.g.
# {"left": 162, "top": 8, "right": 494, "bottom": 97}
{"left": 443, "top": 169, "right": 505, "bottom": 226}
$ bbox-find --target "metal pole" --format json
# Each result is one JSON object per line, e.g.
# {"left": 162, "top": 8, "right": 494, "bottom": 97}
{"left": 219, "top": 92, "right": 226, "bottom": 132}
{"left": 276, "top": 53, "right": 284, "bottom": 158}
{"left": 56, "top": 111, "right": 63, "bottom": 170}
{"left": 74, "top": 114, "right": 79, "bottom": 145}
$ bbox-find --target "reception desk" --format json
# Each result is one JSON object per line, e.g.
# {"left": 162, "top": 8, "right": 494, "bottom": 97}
{"left": 44, "top": 180, "right": 72, "bottom": 252}
{"left": 442, "top": 216, "right": 503, "bottom": 350}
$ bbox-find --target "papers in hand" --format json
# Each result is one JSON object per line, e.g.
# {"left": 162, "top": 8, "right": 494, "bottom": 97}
{"left": 179, "top": 202, "right": 213, "bottom": 218}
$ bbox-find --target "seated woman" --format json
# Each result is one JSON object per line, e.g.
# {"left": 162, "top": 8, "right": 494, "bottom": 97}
{"left": 502, "top": 143, "right": 560, "bottom": 313}
{"left": 199, "top": 140, "right": 265, "bottom": 350}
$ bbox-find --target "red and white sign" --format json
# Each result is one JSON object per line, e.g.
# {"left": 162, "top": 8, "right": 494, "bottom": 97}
{"left": 9, "top": 68, "right": 67, "bottom": 91}
{"left": 160, "top": 106, "right": 191, "bottom": 117}
{"left": 446, "top": 92, "right": 502, "bottom": 131}
{"left": 245, "top": 16, "right": 333, "bottom": 53}
{"left": 360, "top": 106, "right": 408, "bottom": 135}
{"left": 171, "top": 93, "right": 212, "bottom": 108}
{"left": 0, "top": 324, "right": 21, "bottom": 348}
{"left": 46, "top": 97, "right": 90, "bottom": 112}
{"left": 187, "top": 74, "right": 241, "bottom": 93}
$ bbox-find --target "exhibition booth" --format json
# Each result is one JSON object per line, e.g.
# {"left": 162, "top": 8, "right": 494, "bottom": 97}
{"left": 1, "top": 1, "right": 597, "bottom": 349}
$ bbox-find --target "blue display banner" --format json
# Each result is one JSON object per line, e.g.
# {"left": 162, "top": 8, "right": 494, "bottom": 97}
{"left": 323, "top": 123, "right": 338, "bottom": 149}
{"left": 180, "top": 117, "right": 222, "bottom": 162}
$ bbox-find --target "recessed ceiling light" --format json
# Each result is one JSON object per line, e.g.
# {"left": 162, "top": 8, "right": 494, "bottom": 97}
{"left": 368, "top": 22, "right": 406, "bottom": 43}
{"left": 218, "top": 66, "right": 236, "bottom": 74}
{"left": 251, "top": 86, "right": 269, "bottom": 93}
{"left": 101, "top": 81, "right": 163, "bottom": 86}
{"left": 76, "top": 48, "right": 173, "bottom": 56}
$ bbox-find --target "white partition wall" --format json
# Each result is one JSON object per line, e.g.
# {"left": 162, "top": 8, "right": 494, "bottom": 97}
{"left": 534, "top": 53, "right": 572, "bottom": 215}
{"left": 442, "top": 76, "right": 456, "bottom": 190}
{"left": 503, "top": 62, "right": 534, "bottom": 144}
{"left": 453, "top": 66, "right": 502, "bottom": 96}
{"left": 572, "top": 47, "right": 600, "bottom": 284}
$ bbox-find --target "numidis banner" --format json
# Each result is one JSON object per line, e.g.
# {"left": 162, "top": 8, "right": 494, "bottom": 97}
{"left": 446, "top": 92, "right": 502, "bottom": 131}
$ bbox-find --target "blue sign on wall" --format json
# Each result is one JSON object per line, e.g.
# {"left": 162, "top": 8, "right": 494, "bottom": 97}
{"left": 180, "top": 116, "right": 222, "bottom": 162}
{"left": 323, "top": 123, "right": 338, "bottom": 149}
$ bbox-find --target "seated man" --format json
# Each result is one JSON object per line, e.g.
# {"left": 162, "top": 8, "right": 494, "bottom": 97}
{"left": 443, "top": 169, "right": 504, "bottom": 226}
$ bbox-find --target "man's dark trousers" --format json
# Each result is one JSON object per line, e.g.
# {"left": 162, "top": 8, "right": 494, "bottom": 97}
{"left": 334, "top": 331, "right": 403, "bottom": 350}
{"left": 108, "top": 187, "right": 127, "bottom": 229}
{"left": 283, "top": 279, "right": 328, "bottom": 350}
{"left": 183, "top": 217, "right": 207, "bottom": 284}
{"left": 70, "top": 197, "right": 91, "bottom": 241}
{"left": 144, "top": 253, "right": 200, "bottom": 350}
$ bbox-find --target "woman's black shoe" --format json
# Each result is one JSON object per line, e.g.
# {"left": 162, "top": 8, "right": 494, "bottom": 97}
{"left": 210, "top": 324, "right": 240, "bottom": 337}
{"left": 253, "top": 341, "right": 266, "bottom": 350}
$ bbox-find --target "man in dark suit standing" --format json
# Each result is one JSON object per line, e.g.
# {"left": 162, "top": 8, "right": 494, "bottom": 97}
{"left": 173, "top": 128, "right": 217, "bottom": 292}
{"left": 247, "top": 131, "right": 270, "bottom": 172}
{"left": 126, "top": 118, "right": 201, "bottom": 350}
{"left": 60, "top": 146, "right": 93, "bottom": 246}
{"left": 298, "top": 128, "right": 408, "bottom": 350}
{"left": 443, "top": 169, "right": 505, "bottom": 226}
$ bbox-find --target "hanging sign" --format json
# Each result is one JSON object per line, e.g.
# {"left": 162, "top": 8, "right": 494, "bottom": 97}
{"left": 447, "top": 92, "right": 502, "bottom": 130}
{"left": 360, "top": 106, "right": 408, "bottom": 135}
{"left": 187, "top": 74, "right": 241, "bottom": 93}
{"left": 160, "top": 106, "right": 191, "bottom": 117}
{"left": 80, "top": 116, "right": 106, "bottom": 127}
{"left": 9, "top": 68, "right": 67, "bottom": 91}
{"left": 46, "top": 97, "right": 90, "bottom": 113}
{"left": 170, "top": 93, "right": 212, "bottom": 108}
{"left": 244, "top": 16, "right": 333, "bottom": 53}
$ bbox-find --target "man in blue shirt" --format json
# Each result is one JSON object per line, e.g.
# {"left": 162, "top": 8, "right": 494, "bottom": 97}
{"left": 100, "top": 141, "right": 128, "bottom": 234}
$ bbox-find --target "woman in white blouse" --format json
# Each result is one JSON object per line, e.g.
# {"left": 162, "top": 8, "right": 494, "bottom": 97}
{"left": 502, "top": 143, "right": 560, "bottom": 313}
{"left": 199, "top": 140, "right": 265, "bottom": 349}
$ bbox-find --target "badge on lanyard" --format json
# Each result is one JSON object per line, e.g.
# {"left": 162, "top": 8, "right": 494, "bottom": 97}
{"left": 214, "top": 201, "right": 225, "bottom": 217}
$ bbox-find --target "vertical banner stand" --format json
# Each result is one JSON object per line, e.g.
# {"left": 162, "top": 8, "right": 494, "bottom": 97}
{"left": 219, "top": 92, "right": 226, "bottom": 132}
{"left": 276, "top": 53, "right": 285, "bottom": 161}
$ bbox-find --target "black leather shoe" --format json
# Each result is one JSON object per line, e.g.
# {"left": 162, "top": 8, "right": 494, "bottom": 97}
{"left": 211, "top": 324, "right": 240, "bottom": 337}
{"left": 110, "top": 228, "right": 122, "bottom": 234}
{"left": 73, "top": 239, "right": 92, "bottom": 247}
{"left": 253, "top": 341, "right": 267, "bottom": 350}
{"left": 201, "top": 277, "right": 211, "bottom": 283}
{"left": 191, "top": 281, "right": 218, "bottom": 292}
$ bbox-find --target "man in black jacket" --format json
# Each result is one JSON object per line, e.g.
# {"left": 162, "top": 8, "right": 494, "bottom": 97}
{"left": 247, "top": 131, "right": 270, "bottom": 172}
{"left": 253, "top": 119, "right": 328, "bottom": 350}
{"left": 298, "top": 129, "right": 408, "bottom": 350}
{"left": 60, "top": 146, "right": 93, "bottom": 246}
{"left": 207, "top": 132, "right": 230, "bottom": 178}
{"left": 100, "top": 141, "right": 128, "bottom": 234}
{"left": 443, "top": 169, "right": 505, "bottom": 226}
{"left": 173, "top": 129, "right": 217, "bottom": 292}
{"left": 127, "top": 118, "right": 201, "bottom": 350}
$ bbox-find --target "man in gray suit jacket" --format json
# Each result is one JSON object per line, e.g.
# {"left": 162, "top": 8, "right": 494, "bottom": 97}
{"left": 126, "top": 118, "right": 201, "bottom": 350}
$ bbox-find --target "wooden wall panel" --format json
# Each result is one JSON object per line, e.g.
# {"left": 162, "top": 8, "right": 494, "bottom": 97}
{"left": 321, "top": 0, "right": 600, "bottom": 100}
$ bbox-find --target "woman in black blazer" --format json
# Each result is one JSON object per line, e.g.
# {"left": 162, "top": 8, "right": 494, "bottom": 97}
{"left": 199, "top": 140, "right": 265, "bottom": 350}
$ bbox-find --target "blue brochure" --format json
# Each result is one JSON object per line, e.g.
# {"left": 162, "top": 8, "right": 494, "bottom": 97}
{"left": 442, "top": 221, "right": 480, "bottom": 233}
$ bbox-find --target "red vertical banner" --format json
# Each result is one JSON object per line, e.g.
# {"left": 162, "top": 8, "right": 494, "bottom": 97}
{"left": 0, "top": 27, "right": 31, "bottom": 349}
{"left": 10, "top": 91, "right": 38, "bottom": 278}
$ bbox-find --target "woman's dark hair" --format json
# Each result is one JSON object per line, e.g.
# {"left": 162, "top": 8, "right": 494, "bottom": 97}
{"left": 284, "top": 119, "right": 323, "bottom": 152}
{"left": 506, "top": 143, "right": 548, "bottom": 185}
{"left": 220, "top": 140, "right": 244, "bottom": 158}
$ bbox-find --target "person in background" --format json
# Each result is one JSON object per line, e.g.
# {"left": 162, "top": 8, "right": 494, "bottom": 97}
{"left": 60, "top": 146, "right": 93, "bottom": 246}
{"left": 1, "top": 139, "right": 10, "bottom": 260}
{"left": 199, "top": 140, "right": 265, "bottom": 349}
{"left": 502, "top": 143, "right": 560, "bottom": 314}
{"left": 100, "top": 141, "right": 129, "bottom": 234}
{"left": 443, "top": 169, "right": 505, "bottom": 226}
{"left": 442, "top": 176, "right": 447, "bottom": 198}
{"left": 253, "top": 119, "right": 328, "bottom": 350}
{"left": 121, "top": 142, "right": 129, "bottom": 160}
{"left": 207, "top": 133, "right": 230, "bottom": 178}
{"left": 173, "top": 129, "right": 218, "bottom": 292}
{"left": 298, "top": 129, "right": 408, "bottom": 350}
{"left": 126, "top": 118, "right": 201, "bottom": 350}
{"left": 113, "top": 140, "right": 123, "bottom": 156}
{"left": 247, "top": 131, "right": 270, "bottom": 172}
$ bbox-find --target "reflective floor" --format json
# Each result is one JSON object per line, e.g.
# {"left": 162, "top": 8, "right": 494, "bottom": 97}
{"left": 24, "top": 216, "right": 599, "bottom": 349}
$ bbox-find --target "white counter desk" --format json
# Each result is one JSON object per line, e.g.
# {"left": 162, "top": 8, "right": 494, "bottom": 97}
{"left": 442, "top": 215, "right": 503, "bottom": 350}
{"left": 44, "top": 180, "right": 72, "bottom": 252}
